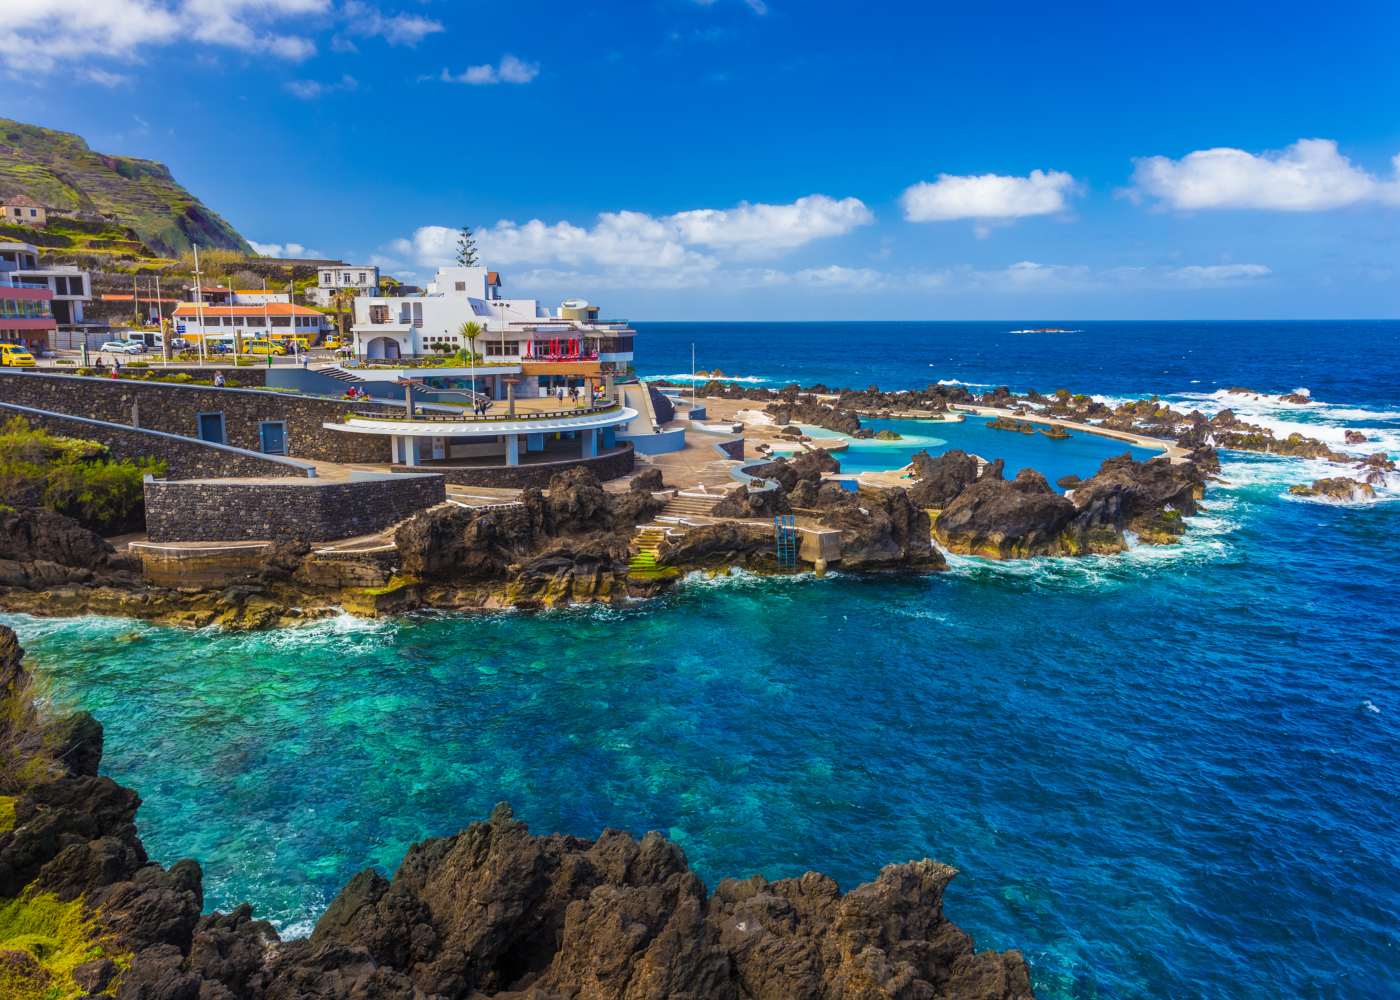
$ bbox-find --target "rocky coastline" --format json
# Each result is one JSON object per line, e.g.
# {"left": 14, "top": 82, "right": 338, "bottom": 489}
{"left": 0, "top": 374, "right": 1274, "bottom": 630}
{"left": 0, "top": 624, "right": 1036, "bottom": 999}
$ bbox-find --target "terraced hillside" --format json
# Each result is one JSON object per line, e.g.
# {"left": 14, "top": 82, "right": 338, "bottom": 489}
{"left": 0, "top": 118, "right": 251, "bottom": 257}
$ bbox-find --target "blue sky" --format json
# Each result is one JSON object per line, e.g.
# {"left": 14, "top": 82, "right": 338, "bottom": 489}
{"left": 8, "top": 0, "right": 1400, "bottom": 319}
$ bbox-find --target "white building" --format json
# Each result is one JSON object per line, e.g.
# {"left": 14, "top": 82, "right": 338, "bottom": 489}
{"left": 11, "top": 265, "right": 92, "bottom": 326}
{"left": 307, "top": 263, "right": 380, "bottom": 306}
{"left": 350, "top": 266, "right": 634, "bottom": 373}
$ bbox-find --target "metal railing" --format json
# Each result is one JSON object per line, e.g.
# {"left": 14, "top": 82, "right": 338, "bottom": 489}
{"left": 346, "top": 400, "right": 620, "bottom": 424}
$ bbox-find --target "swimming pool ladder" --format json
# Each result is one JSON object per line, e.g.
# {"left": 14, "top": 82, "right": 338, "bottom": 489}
{"left": 773, "top": 514, "right": 798, "bottom": 567}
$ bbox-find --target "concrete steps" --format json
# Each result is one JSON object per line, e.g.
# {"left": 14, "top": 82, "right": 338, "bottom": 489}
{"left": 628, "top": 525, "right": 672, "bottom": 578}
{"left": 660, "top": 491, "right": 724, "bottom": 519}
{"left": 317, "top": 365, "right": 364, "bottom": 383}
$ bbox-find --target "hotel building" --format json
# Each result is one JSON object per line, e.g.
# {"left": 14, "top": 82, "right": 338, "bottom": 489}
{"left": 0, "top": 242, "right": 56, "bottom": 352}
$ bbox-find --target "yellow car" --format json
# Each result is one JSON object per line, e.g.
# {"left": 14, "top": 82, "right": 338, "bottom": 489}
{"left": 323, "top": 336, "right": 344, "bottom": 350}
{"left": 0, "top": 343, "right": 36, "bottom": 367}
{"left": 243, "top": 340, "right": 288, "bottom": 356}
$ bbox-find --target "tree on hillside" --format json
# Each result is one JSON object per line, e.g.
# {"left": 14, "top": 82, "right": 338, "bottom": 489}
{"left": 455, "top": 226, "right": 479, "bottom": 267}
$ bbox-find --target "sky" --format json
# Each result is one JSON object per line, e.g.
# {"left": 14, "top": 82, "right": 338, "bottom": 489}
{"left": 6, "top": 0, "right": 1400, "bottom": 320}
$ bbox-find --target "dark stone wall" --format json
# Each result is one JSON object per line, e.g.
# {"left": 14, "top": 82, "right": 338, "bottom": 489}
{"left": 391, "top": 444, "right": 635, "bottom": 488}
{"left": 144, "top": 474, "right": 446, "bottom": 543}
{"left": 0, "top": 371, "right": 393, "bottom": 464}
{"left": 0, "top": 403, "right": 313, "bottom": 479}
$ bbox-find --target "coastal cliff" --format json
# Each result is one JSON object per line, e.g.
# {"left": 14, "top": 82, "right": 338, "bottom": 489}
{"left": 0, "top": 458, "right": 945, "bottom": 629}
{"left": 0, "top": 625, "right": 1036, "bottom": 999}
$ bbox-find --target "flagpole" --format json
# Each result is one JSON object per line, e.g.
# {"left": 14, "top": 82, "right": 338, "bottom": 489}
{"left": 193, "top": 245, "right": 207, "bottom": 364}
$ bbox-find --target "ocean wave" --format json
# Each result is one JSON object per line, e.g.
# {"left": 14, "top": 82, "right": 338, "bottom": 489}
{"left": 939, "top": 507, "right": 1237, "bottom": 586}
{"left": 677, "top": 567, "right": 828, "bottom": 591}
{"left": 933, "top": 376, "right": 998, "bottom": 388}
{"left": 643, "top": 373, "right": 773, "bottom": 384}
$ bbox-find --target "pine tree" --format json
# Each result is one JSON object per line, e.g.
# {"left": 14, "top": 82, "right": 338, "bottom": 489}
{"left": 455, "top": 226, "right": 479, "bottom": 267}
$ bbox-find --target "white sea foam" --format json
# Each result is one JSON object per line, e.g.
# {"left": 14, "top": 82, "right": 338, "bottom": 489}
{"left": 938, "top": 504, "right": 1238, "bottom": 586}
{"left": 934, "top": 376, "right": 997, "bottom": 388}
{"left": 677, "top": 567, "right": 828, "bottom": 591}
{"left": 644, "top": 373, "right": 773, "bottom": 384}
{"left": 1361, "top": 699, "right": 1381, "bottom": 715}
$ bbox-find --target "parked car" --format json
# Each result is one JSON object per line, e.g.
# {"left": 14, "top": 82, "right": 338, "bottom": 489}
{"left": 0, "top": 343, "right": 36, "bottom": 367}
{"left": 98, "top": 340, "right": 146, "bottom": 355}
{"left": 244, "top": 339, "right": 288, "bottom": 356}
{"left": 206, "top": 341, "right": 234, "bottom": 355}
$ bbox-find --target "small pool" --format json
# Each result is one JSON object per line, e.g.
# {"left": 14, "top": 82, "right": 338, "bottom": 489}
{"left": 794, "top": 415, "right": 1160, "bottom": 487}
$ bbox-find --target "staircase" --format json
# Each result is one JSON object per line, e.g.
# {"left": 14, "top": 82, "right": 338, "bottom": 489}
{"left": 317, "top": 365, "right": 365, "bottom": 383}
{"left": 628, "top": 525, "right": 672, "bottom": 580}
{"left": 659, "top": 490, "right": 725, "bottom": 523}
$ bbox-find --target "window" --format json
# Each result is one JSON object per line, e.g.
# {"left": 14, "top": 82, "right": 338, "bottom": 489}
{"left": 357, "top": 272, "right": 366, "bottom": 284}
{"left": 411, "top": 303, "right": 422, "bottom": 326}
{"left": 29, "top": 209, "right": 37, "bottom": 217}
{"left": 455, "top": 281, "right": 466, "bottom": 291}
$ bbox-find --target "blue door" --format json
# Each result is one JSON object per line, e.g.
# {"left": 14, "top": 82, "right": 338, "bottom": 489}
{"left": 197, "top": 412, "right": 225, "bottom": 444}
{"left": 259, "top": 421, "right": 287, "bottom": 455}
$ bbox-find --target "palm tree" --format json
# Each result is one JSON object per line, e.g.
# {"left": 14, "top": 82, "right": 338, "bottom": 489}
{"left": 457, "top": 321, "right": 482, "bottom": 363}
{"left": 458, "top": 320, "right": 483, "bottom": 397}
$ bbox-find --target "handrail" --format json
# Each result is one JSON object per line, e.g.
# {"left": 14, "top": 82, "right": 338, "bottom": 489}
{"left": 346, "top": 401, "right": 621, "bottom": 424}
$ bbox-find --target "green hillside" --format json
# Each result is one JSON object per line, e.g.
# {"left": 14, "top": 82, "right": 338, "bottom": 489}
{"left": 0, "top": 118, "right": 251, "bottom": 257}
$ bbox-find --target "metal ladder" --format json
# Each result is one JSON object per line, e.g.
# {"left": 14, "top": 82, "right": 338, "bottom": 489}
{"left": 773, "top": 514, "right": 797, "bottom": 567}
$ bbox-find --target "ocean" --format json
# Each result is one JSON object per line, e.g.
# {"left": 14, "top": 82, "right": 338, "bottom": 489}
{"left": 6, "top": 320, "right": 1399, "bottom": 998}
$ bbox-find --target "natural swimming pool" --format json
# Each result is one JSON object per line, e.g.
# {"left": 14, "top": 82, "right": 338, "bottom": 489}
{"left": 783, "top": 414, "right": 1160, "bottom": 485}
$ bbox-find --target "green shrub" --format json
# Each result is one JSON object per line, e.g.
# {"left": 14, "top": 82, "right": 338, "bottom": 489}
{"left": 125, "top": 361, "right": 148, "bottom": 369}
{"left": 0, "top": 417, "right": 166, "bottom": 534}
{"left": 53, "top": 359, "right": 73, "bottom": 366}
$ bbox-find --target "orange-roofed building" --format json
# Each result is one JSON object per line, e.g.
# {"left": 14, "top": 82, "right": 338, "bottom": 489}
{"left": 172, "top": 301, "right": 330, "bottom": 343}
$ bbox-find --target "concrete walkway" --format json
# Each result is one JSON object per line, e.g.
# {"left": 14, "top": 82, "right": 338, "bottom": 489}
{"left": 949, "top": 405, "right": 1189, "bottom": 462}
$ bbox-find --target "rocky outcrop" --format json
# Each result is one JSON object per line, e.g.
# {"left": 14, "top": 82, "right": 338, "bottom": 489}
{"left": 818, "top": 490, "right": 945, "bottom": 571}
{"left": 934, "top": 454, "right": 1208, "bottom": 558}
{"left": 1288, "top": 477, "right": 1377, "bottom": 502}
{"left": 0, "top": 507, "right": 141, "bottom": 590}
{"left": 907, "top": 450, "right": 980, "bottom": 509}
{"left": 934, "top": 468, "right": 1079, "bottom": 559}
{"left": 0, "top": 625, "right": 1036, "bottom": 1000}
{"left": 767, "top": 399, "right": 865, "bottom": 437}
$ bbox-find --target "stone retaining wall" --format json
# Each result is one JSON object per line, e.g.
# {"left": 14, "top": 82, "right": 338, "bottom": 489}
{"left": 144, "top": 473, "right": 446, "bottom": 543}
{"left": 0, "top": 371, "right": 392, "bottom": 463}
{"left": 390, "top": 444, "right": 634, "bottom": 488}
{"left": 0, "top": 402, "right": 314, "bottom": 479}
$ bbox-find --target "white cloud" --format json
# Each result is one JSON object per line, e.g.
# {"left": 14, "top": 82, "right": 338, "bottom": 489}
{"left": 1130, "top": 139, "right": 1400, "bottom": 212}
{"left": 1163, "top": 263, "right": 1272, "bottom": 286}
{"left": 342, "top": 0, "right": 442, "bottom": 46}
{"left": 901, "top": 169, "right": 1079, "bottom": 224}
{"left": 669, "top": 195, "right": 873, "bottom": 257}
{"left": 440, "top": 54, "right": 540, "bottom": 85}
{"left": 251, "top": 240, "right": 323, "bottom": 258}
{"left": 0, "top": 0, "right": 437, "bottom": 76}
{"left": 82, "top": 68, "right": 133, "bottom": 87}
{"left": 390, "top": 194, "right": 873, "bottom": 282}
{"left": 283, "top": 74, "right": 358, "bottom": 99}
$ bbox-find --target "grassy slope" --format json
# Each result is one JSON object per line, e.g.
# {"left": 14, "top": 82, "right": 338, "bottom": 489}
{"left": 0, "top": 118, "right": 251, "bottom": 258}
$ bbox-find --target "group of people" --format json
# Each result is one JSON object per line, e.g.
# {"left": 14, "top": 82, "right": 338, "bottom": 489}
{"left": 554, "top": 385, "right": 584, "bottom": 405}
{"left": 472, "top": 398, "right": 491, "bottom": 416}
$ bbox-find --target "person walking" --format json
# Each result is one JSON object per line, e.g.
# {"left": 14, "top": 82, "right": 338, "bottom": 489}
{"left": 213, "top": 371, "right": 225, "bottom": 388}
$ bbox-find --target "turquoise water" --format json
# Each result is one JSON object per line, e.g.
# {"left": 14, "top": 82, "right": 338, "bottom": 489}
{"left": 782, "top": 414, "right": 1158, "bottom": 482}
{"left": 8, "top": 321, "right": 1400, "bottom": 998}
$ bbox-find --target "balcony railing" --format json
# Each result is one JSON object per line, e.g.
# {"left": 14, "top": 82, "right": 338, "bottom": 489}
{"left": 522, "top": 350, "right": 600, "bottom": 362}
{"left": 345, "top": 401, "right": 621, "bottom": 424}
